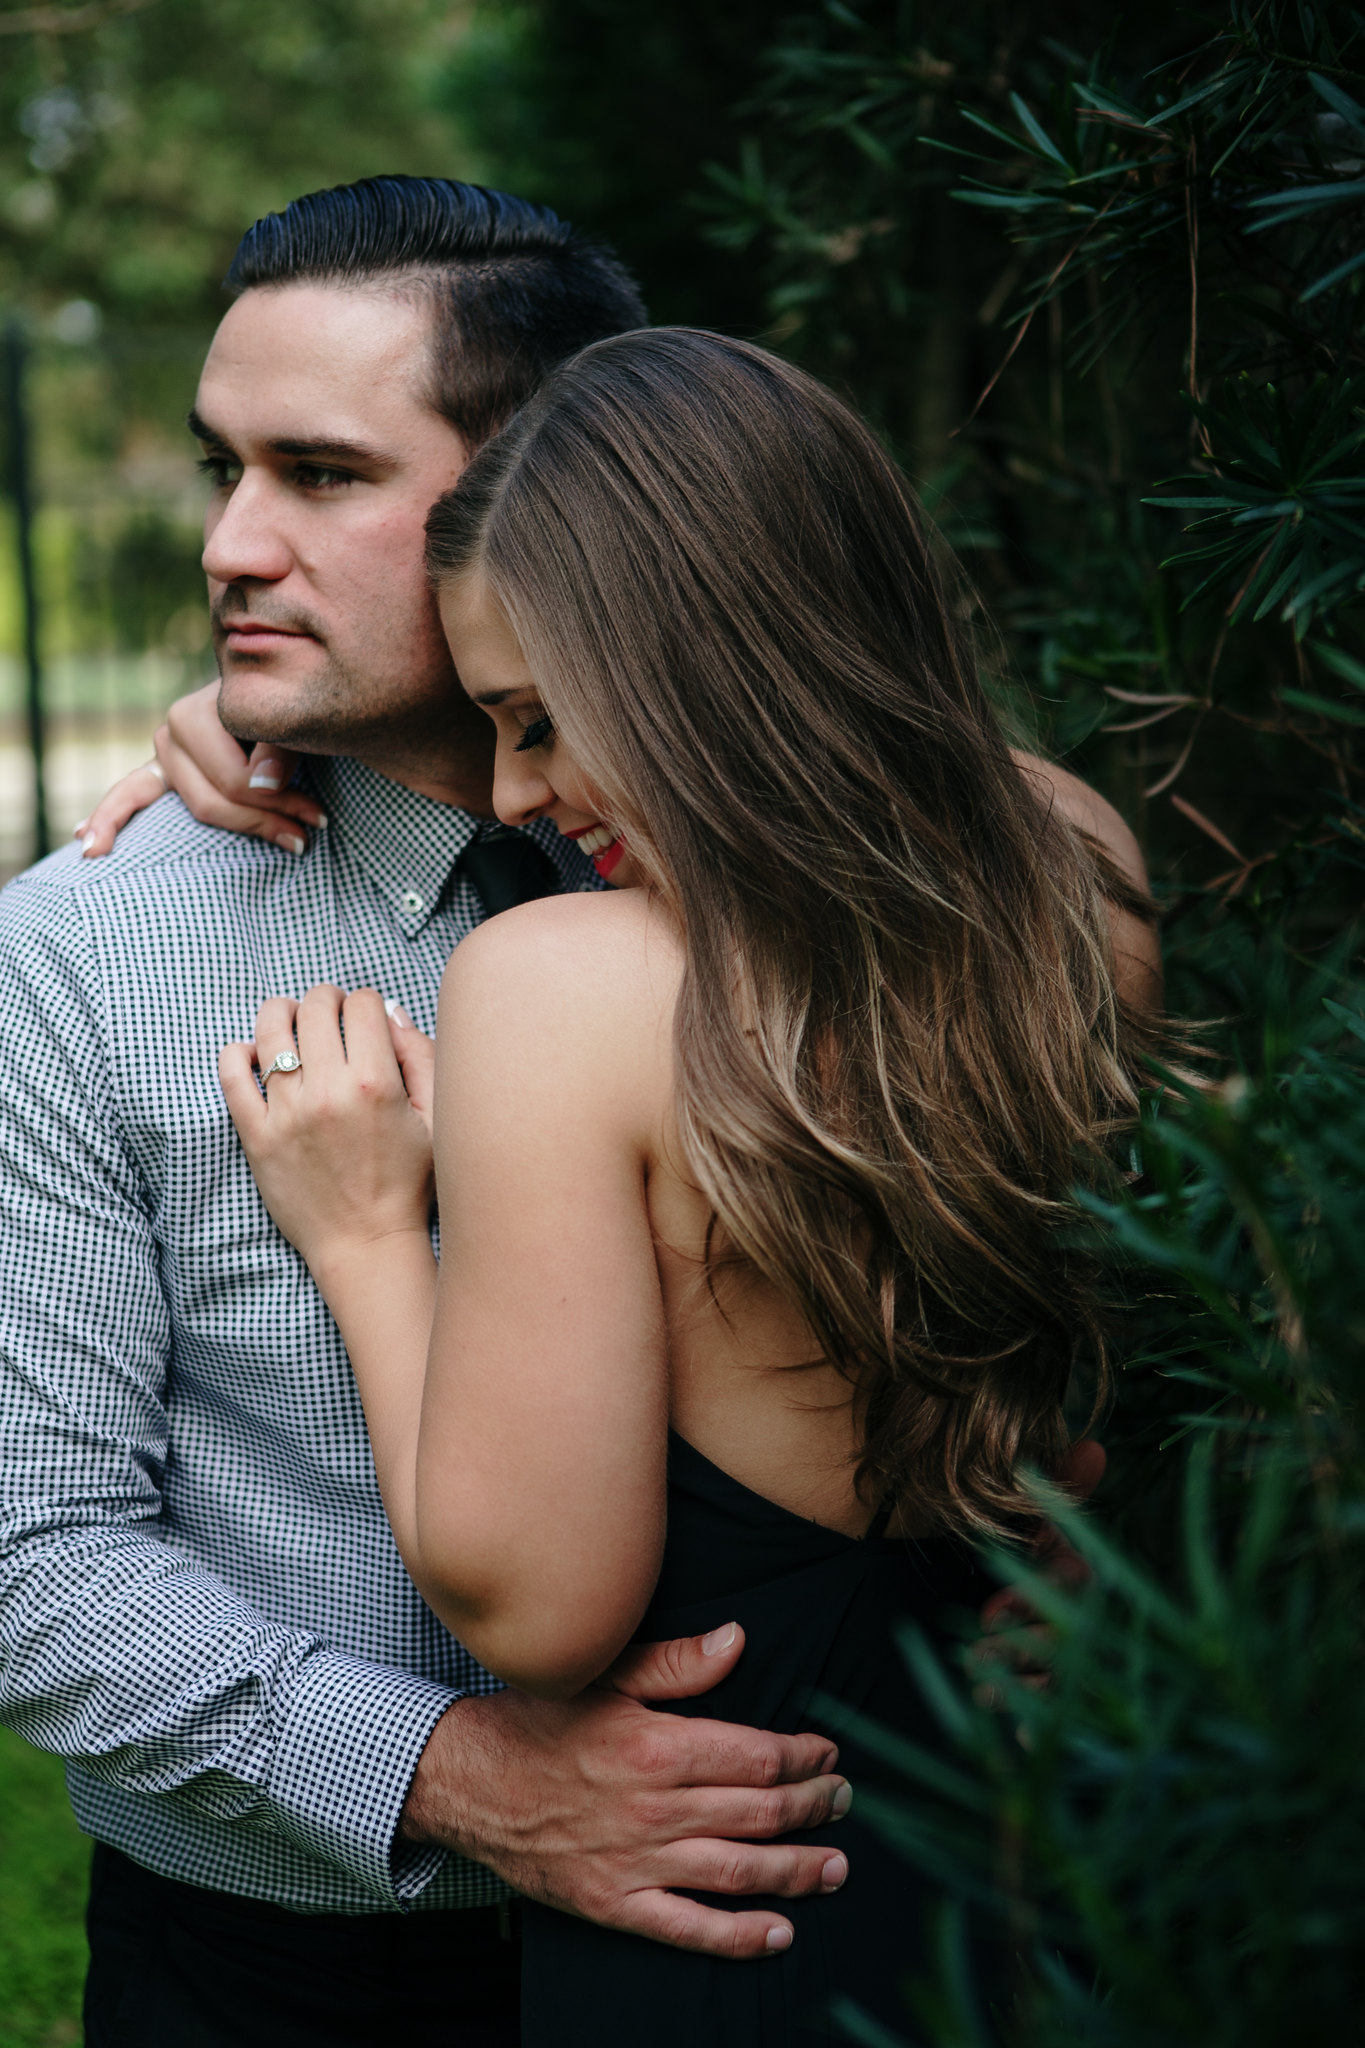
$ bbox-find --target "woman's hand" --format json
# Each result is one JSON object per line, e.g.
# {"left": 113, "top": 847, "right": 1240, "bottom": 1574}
{"left": 75, "top": 681, "right": 319, "bottom": 857}
{"left": 220, "top": 985, "right": 436, "bottom": 1280}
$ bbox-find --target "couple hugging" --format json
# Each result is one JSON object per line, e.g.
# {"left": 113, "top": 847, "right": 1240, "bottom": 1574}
{"left": 0, "top": 175, "right": 1160, "bottom": 2046}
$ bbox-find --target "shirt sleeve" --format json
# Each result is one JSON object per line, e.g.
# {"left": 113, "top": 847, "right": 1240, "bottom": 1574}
{"left": 0, "top": 877, "right": 457, "bottom": 1905}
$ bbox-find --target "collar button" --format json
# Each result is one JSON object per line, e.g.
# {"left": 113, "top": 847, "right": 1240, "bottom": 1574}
{"left": 400, "top": 889, "right": 425, "bottom": 916}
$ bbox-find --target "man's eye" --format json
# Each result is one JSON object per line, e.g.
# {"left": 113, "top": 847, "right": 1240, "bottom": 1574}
{"left": 295, "top": 465, "right": 354, "bottom": 490}
{"left": 196, "top": 455, "right": 242, "bottom": 488}
{"left": 514, "top": 715, "right": 555, "bottom": 753}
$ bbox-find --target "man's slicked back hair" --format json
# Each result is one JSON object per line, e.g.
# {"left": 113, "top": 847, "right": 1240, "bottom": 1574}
{"left": 225, "top": 176, "right": 648, "bottom": 450}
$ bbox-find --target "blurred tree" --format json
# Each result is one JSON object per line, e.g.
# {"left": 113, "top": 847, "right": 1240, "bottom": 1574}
{"left": 0, "top": 0, "right": 462, "bottom": 324}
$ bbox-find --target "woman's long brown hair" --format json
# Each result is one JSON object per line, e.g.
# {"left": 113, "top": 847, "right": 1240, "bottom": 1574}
{"left": 427, "top": 328, "right": 1154, "bottom": 1540}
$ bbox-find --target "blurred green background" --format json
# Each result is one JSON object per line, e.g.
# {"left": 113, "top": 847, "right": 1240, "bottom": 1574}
{"left": 2, "top": 3, "right": 1363, "bottom": 2043}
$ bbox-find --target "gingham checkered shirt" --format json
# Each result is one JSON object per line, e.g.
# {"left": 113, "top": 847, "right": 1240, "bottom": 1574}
{"left": 0, "top": 755, "right": 596, "bottom": 1913}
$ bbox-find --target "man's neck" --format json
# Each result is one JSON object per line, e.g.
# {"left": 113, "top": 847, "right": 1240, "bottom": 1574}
{"left": 341, "top": 746, "right": 498, "bottom": 816}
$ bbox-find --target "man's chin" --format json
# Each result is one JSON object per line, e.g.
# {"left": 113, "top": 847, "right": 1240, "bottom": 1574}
{"left": 217, "top": 664, "right": 345, "bottom": 752}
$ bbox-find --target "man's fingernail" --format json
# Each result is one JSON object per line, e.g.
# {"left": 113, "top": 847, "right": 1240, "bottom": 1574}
{"left": 279, "top": 833, "right": 306, "bottom": 855}
{"left": 702, "top": 1622, "right": 737, "bottom": 1655}
{"left": 384, "top": 998, "right": 415, "bottom": 1028}
{"left": 765, "top": 1927, "right": 792, "bottom": 1953}
{"left": 821, "top": 1853, "right": 848, "bottom": 1891}
{"left": 831, "top": 1782, "right": 853, "bottom": 1819}
{"left": 82, "top": 832, "right": 97, "bottom": 854}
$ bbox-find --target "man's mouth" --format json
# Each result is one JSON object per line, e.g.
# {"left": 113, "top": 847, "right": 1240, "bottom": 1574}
{"left": 219, "top": 619, "right": 316, "bottom": 655}
{"left": 564, "top": 821, "right": 626, "bottom": 880}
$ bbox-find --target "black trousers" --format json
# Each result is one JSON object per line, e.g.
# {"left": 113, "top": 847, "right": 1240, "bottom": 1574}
{"left": 84, "top": 1843, "right": 521, "bottom": 2047}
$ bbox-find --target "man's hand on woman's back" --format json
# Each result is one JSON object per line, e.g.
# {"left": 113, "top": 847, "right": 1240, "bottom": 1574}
{"left": 404, "top": 1623, "right": 852, "bottom": 1959}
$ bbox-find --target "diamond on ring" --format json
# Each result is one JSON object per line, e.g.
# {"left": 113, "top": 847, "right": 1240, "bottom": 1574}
{"left": 261, "top": 1050, "right": 302, "bottom": 1085}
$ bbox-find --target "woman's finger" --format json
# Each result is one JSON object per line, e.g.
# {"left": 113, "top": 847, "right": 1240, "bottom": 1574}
{"left": 219, "top": 1041, "right": 268, "bottom": 1144}
{"left": 293, "top": 984, "right": 352, "bottom": 1083}
{"left": 75, "top": 761, "right": 169, "bottom": 856}
{"left": 1055, "top": 1438, "right": 1106, "bottom": 1502}
{"left": 244, "top": 739, "right": 306, "bottom": 797}
{"left": 383, "top": 1001, "right": 437, "bottom": 1130}
{"left": 156, "top": 724, "right": 320, "bottom": 851}
{"left": 338, "top": 989, "right": 406, "bottom": 1092}
{"left": 252, "top": 997, "right": 303, "bottom": 1101}
{"left": 163, "top": 722, "right": 322, "bottom": 829}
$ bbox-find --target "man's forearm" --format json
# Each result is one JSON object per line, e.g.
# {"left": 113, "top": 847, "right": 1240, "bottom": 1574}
{"left": 0, "top": 1512, "right": 460, "bottom": 1902}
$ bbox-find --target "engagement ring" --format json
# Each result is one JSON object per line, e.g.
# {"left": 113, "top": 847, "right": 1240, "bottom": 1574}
{"left": 260, "top": 1050, "right": 302, "bottom": 1085}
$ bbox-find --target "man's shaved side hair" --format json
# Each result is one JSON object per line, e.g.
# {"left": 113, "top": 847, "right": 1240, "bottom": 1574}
{"left": 226, "top": 175, "right": 648, "bottom": 450}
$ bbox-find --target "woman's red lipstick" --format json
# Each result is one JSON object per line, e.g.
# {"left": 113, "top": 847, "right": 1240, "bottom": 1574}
{"left": 593, "top": 839, "right": 626, "bottom": 881}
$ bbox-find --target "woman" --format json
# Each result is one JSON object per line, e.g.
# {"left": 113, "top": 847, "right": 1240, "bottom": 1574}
{"left": 112, "top": 330, "right": 1157, "bottom": 2041}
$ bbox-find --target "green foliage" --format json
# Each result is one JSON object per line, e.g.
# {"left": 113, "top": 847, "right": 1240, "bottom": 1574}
{"left": 695, "top": 2, "right": 1365, "bottom": 2040}
{"left": 431, "top": 0, "right": 779, "bottom": 330}
{"left": 0, "top": 0, "right": 463, "bottom": 325}
{"left": 73, "top": 507, "right": 208, "bottom": 654}
{"left": 0, "top": 1728, "right": 89, "bottom": 2047}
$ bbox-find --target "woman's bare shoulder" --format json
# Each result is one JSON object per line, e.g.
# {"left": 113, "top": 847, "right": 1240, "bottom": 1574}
{"left": 447, "top": 887, "right": 680, "bottom": 993}
{"left": 1010, "top": 749, "right": 1149, "bottom": 897}
{"left": 439, "top": 889, "right": 683, "bottom": 1100}
{"left": 1010, "top": 750, "right": 1163, "bottom": 1010}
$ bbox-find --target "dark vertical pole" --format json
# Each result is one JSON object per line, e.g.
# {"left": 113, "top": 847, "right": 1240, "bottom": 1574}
{"left": 3, "top": 316, "right": 48, "bottom": 862}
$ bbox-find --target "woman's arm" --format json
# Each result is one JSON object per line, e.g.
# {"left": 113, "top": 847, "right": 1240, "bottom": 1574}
{"left": 413, "top": 896, "right": 671, "bottom": 1697}
{"left": 221, "top": 896, "right": 673, "bottom": 1700}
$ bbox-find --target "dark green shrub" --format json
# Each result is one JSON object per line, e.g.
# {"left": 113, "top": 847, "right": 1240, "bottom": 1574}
{"left": 698, "top": 3, "right": 1365, "bottom": 2036}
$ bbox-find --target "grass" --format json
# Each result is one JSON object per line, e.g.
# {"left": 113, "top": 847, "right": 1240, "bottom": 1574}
{"left": 0, "top": 1729, "right": 89, "bottom": 2047}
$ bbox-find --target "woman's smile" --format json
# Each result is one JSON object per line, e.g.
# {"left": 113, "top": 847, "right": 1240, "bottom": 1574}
{"left": 562, "top": 821, "right": 627, "bottom": 878}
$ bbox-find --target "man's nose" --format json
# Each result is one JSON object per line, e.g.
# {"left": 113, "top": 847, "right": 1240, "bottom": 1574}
{"left": 202, "top": 476, "right": 295, "bottom": 587}
{"left": 492, "top": 743, "right": 553, "bottom": 826}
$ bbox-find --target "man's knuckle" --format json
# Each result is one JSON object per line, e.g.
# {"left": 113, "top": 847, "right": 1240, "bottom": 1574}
{"left": 631, "top": 1790, "right": 673, "bottom": 1837}
{"left": 743, "top": 1792, "right": 779, "bottom": 1836}
{"left": 750, "top": 1738, "right": 782, "bottom": 1788}
{"left": 625, "top": 1729, "right": 670, "bottom": 1780}
{"left": 715, "top": 1848, "right": 754, "bottom": 1893}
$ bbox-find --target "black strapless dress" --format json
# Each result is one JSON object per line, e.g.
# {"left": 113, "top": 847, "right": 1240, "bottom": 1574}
{"left": 520, "top": 1433, "right": 990, "bottom": 2046}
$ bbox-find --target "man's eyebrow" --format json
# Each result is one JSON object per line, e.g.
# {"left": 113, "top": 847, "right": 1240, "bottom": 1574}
{"left": 269, "top": 435, "right": 399, "bottom": 473}
{"left": 184, "top": 409, "right": 398, "bottom": 473}
{"left": 186, "top": 407, "right": 232, "bottom": 451}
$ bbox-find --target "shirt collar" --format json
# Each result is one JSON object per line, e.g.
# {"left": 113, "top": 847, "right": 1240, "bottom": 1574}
{"left": 304, "top": 755, "right": 482, "bottom": 936}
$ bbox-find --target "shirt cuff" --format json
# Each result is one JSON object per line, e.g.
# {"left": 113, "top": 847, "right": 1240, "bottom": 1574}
{"left": 271, "top": 1646, "right": 462, "bottom": 1906}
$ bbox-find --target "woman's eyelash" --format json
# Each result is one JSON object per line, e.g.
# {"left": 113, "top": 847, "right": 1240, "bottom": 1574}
{"left": 514, "top": 716, "right": 555, "bottom": 753}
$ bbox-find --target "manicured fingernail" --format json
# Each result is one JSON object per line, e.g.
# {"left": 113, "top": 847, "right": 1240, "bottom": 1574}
{"left": 702, "top": 1622, "right": 737, "bottom": 1655}
{"left": 73, "top": 818, "right": 88, "bottom": 837}
{"left": 384, "top": 998, "right": 415, "bottom": 1028}
{"left": 82, "top": 832, "right": 97, "bottom": 854}
{"left": 821, "top": 1853, "right": 848, "bottom": 1891}
{"left": 765, "top": 1927, "right": 792, "bottom": 1953}
{"left": 312, "top": 810, "right": 329, "bottom": 829}
{"left": 248, "top": 762, "right": 286, "bottom": 791}
{"left": 279, "top": 833, "right": 306, "bottom": 855}
{"left": 831, "top": 1783, "right": 853, "bottom": 1818}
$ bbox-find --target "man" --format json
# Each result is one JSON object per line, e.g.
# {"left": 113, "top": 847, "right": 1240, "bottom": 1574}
{"left": 0, "top": 179, "right": 854, "bottom": 2047}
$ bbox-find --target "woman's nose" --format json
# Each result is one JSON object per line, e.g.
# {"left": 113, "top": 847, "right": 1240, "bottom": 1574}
{"left": 492, "top": 740, "right": 554, "bottom": 826}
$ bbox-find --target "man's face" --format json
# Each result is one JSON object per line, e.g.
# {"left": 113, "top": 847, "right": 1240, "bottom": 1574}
{"left": 193, "top": 282, "right": 483, "bottom": 778}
